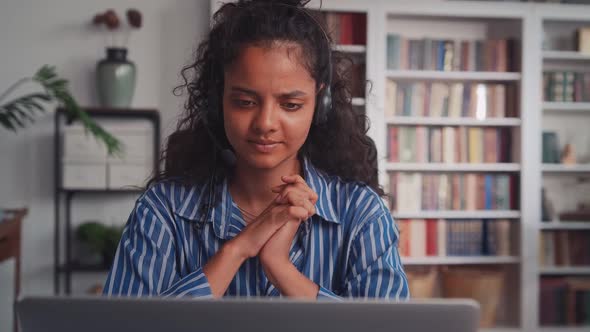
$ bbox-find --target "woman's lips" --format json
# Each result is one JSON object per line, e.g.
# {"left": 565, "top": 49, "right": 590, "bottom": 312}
{"left": 249, "top": 141, "right": 280, "bottom": 153}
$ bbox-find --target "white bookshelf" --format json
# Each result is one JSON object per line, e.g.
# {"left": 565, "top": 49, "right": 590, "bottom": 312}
{"left": 377, "top": 2, "right": 527, "bottom": 329}
{"left": 539, "top": 328, "right": 590, "bottom": 332}
{"left": 543, "top": 102, "right": 590, "bottom": 112}
{"left": 537, "top": 5, "right": 590, "bottom": 332}
{"left": 540, "top": 222, "right": 590, "bottom": 230}
{"left": 403, "top": 256, "right": 520, "bottom": 266}
{"left": 392, "top": 210, "right": 521, "bottom": 220}
{"left": 386, "top": 162, "right": 521, "bottom": 172}
{"left": 385, "top": 117, "right": 522, "bottom": 127}
{"left": 386, "top": 70, "right": 522, "bottom": 82}
{"left": 543, "top": 50, "right": 590, "bottom": 61}
{"left": 539, "top": 267, "right": 590, "bottom": 276}
{"left": 542, "top": 164, "right": 590, "bottom": 173}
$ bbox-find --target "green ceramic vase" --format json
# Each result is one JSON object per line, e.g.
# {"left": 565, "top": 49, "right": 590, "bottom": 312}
{"left": 96, "top": 47, "right": 136, "bottom": 108}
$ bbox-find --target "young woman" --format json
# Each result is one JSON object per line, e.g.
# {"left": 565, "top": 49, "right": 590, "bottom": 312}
{"left": 103, "top": 0, "right": 409, "bottom": 300}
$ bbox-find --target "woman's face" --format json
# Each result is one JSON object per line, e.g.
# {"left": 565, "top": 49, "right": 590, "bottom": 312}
{"left": 222, "top": 42, "right": 316, "bottom": 170}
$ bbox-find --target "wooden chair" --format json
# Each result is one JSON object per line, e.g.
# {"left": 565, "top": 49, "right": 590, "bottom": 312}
{"left": 0, "top": 208, "right": 27, "bottom": 332}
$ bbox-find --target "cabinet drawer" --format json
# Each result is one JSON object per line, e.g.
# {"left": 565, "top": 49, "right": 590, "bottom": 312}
{"left": 107, "top": 132, "right": 154, "bottom": 162}
{"left": 62, "top": 163, "right": 107, "bottom": 189}
{"left": 107, "top": 164, "right": 152, "bottom": 189}
{"left": 62, "top": 128, "right": 107, "bottom": 162}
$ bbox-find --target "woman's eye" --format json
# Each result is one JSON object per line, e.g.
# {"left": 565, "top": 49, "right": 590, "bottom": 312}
{"left": 282, "top": 103, "right": 302, "bottom": 111}
{"left": 234, "top": 99, "right": 256, "bottom": 108}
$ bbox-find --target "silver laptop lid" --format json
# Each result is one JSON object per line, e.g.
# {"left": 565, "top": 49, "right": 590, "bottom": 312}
{"left": 17, "top": 296, "right": 479, "bottom": 332}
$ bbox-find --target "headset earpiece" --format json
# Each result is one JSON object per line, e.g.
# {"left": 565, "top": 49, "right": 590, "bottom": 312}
{"left": 314, "top": 85, "right": 332, "bottom": 125}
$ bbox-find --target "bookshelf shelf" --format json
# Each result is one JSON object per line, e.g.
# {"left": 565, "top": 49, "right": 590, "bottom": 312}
{"left": 386, "top": 70, "right": 522, "bottom": 82}
{"left": 543, "top": 102, "right": 590, "bottom": 112}
{"left": 385, "top": 117, "right": 522, "bottom": 127}
{"left": 386, "top": 162, "right": 521, "bottom": 172}
{"left": 543, "top": 50, "right": 590, "bottom": 61}
{"left": 333, "top": 44, "right": 366, "bottom": 53}
{"left": 402, "top": 256, "right": 520, "bottom": 265}
{"left": 539, "top": 328, "right": 590, "bottom": 332}
{"left": 351, "top": 97, "right": 365, "bottom": 106}
{"left": 539, "top": 267, "right": 590, "bottom": 275}
{"left": 542, "top": 164, "right": 590, "bottom": 173}
{"left": 392, "top": 210, "right": 521, "bottom": 219}
{"left": 540, "top": 222, "right": 590, "bottom": 230}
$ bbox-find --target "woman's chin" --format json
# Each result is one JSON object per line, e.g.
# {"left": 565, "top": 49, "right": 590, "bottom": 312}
{"left": 237, "top": 153, "right": 295, "bottom": 170}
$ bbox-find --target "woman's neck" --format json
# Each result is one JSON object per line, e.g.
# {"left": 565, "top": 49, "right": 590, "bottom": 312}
{"left": 229, "top": 155, "right": 302, "bottom": 216}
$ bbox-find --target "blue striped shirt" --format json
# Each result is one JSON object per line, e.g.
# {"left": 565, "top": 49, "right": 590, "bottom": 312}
{"left": 103, "top": 157, "right": 409, "bottom": 300}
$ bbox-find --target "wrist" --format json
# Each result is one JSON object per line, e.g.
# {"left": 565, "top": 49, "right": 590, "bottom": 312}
{"left": 261, "top": 259, "right": 294, "bottom": 287}
{"left": 265, "top": 262, "right": 319, "bottom": 298}
{"left": 259, "top": 251, "right": 291, "bottom": 268}
{"left": 223, "top": 238, "right": 249, "bottom": 263}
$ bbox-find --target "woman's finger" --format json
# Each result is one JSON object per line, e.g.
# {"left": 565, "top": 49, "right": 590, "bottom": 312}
{"left": 281, "top": 174, "right": 306, "bottom": 184}
{"left": 279, "top": 181, "right": 318, "bottom": 205}
{"left": 271, "top": 184, "right": 287, "bottom": 193}
{"left": 276, "top": 186, "right": 310, "bottom": 203}
{"left": 279, "top": 191, "right": 315, "bottom": 217}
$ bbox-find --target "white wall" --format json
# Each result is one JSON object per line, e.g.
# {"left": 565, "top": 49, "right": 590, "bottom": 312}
{"left": 0, "top": 0, "right": 210, "bottom": 329}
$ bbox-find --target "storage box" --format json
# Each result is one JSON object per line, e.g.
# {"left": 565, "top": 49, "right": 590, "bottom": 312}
{"left": 62, "top": 162, "right": 107, "bottom": 189}
{"left": 106, "top": 131, "right": 154, "bottom": 163}
{"left": 107, "top": 163, "right": 152, "bottom": 189}
{"left": 62, "top": 126, "right": 108, "bottom": 162}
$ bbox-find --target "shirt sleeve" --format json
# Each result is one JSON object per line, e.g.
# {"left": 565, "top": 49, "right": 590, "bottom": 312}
{"left": 102, "top": 198, "right": 213, "bottom": 298}
{"left": 317, "top": 211, "right": 410, "bottom": 300}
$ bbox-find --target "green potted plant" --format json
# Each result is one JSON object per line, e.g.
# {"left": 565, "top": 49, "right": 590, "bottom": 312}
{"left": 76, "top": 221, "right": 124, "bottom": 267}
{"left": 0, "top": 65, "right": 120, "bottom": 154}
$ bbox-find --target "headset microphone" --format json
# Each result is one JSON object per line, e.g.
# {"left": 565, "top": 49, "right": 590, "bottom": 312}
{"left": 203, "top": 123, "right": 237, "bottom": 167}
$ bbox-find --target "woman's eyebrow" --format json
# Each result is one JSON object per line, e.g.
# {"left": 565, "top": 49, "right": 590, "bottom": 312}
{"left": 279, "top": 90, "right": 307, "bottom": 98}
{"left": 230, "top": 86, "right": 307, "bottom": 98}
{"left": 230, "top": 86, "right": 258, "bottom": 96}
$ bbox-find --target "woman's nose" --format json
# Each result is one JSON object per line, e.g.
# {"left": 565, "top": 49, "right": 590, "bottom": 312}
{"left": 252, "top": 101, "right": 279, "bottom": 133}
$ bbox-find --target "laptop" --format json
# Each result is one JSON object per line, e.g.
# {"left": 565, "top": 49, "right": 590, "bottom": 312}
{"left": 16, "top": 296, "right": 480, "bottom": 332}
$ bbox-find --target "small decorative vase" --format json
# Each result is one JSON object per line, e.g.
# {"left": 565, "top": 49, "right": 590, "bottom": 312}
{"left": 96, "top": 47, "right": 136, "bottom": 108}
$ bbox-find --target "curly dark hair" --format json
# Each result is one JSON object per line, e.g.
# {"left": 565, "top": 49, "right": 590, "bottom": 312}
{"left": 149, "top": 0, "right": 383, "bottom": 197}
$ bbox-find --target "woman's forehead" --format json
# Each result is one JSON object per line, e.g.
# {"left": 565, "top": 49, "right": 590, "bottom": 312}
{"left": 224, "top": 43, "right": 316, "bottom": 90}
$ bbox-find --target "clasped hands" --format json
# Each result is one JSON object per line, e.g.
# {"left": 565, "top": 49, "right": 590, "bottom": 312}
{"left": 229, "top": 174, "right": 318, "bottom": 287}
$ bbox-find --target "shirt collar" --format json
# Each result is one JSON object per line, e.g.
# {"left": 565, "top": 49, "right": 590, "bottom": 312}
{"left": 173, "top": 156, "right": 340, "bottom": 239}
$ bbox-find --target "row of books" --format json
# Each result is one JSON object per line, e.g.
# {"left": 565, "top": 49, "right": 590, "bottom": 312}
{"left": 385, "top": 81, "right": 518, "bottom": 118}
{"left": 390, "top": 173, "right": 518, "bottom": 212}
{"left": 539, "top": 231, "right": 590, "bottom": 267}
{"left": 540, "top": 277, "right": 590, "bottom": 326}
{"left": 398, "top": 219, "right": 512, "bottom": 257}
{"left": 387, "top": 126, "right": 513, "bottom": 163}
{"left": 543, "top": 71, "right": 590, "bottom": 102}
{"left": 386, "top": 35, "right": 519, "bottom": 72}
{"left": 321, "top": 12, "right": 367, "bottom": 46}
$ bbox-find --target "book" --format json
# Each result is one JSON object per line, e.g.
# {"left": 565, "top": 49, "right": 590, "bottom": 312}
{"left": 385, "top": 80, "right": 397, "bottom": 117}
{"left": 542, "top": 131, "right": 560, "bottom": 163}
{"left": 577, "top": 27, "right": 590, "bottom": 55}
{"left": 387, "top": 34, "right": 401, "bottom": 69}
